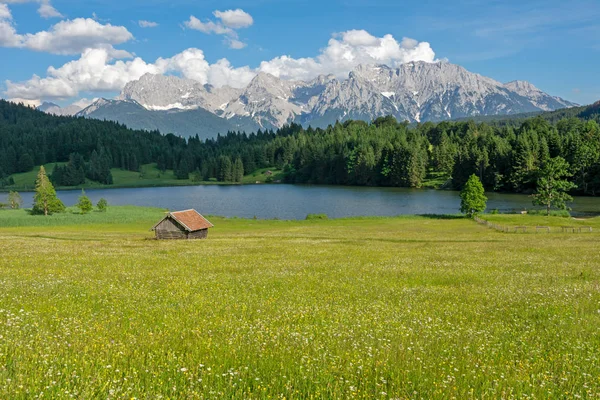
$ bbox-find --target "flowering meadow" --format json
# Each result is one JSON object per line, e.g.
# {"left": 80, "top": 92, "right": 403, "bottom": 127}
{"left": 0, "top": 208, "right": 599, "bottom": 398}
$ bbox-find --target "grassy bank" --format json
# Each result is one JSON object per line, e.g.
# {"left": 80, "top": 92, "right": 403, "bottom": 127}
{"left": 2, "top": 164, "right": 284, "bottom": 192}
{"left": 483, "top": 213, "right": 600, "bottom": 230}
{"left": 0, "top": 209, "right": 599, "bottom": 398}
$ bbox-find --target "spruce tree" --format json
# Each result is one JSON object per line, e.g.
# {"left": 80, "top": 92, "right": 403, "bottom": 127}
{"left": 234, "top": 157, "right": 244, "bottom": 182}
{"left": 460, "top": 174, "right": 487, "bottom": 217}
{"left": 76, "top": 189, "right": 93, "bottom": 214}
{"left": 33, "top": 166, "right": 65, "bottom": 216}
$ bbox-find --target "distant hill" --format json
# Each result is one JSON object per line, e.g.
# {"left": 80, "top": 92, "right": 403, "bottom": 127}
{"left": 77, "top": 98, "right": 261, "bottom": 141}
{"left": 449, "top": 101, "right": 599, "bottom": 126}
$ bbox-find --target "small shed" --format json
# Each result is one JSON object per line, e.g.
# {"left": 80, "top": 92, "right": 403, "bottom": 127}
{"left": 151, "top": 209, "right": 214, "bottom": 240}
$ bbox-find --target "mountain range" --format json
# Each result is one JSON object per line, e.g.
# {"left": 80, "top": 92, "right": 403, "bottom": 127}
{"left": 38, "top": 61, "right": 577, "bottom": 138}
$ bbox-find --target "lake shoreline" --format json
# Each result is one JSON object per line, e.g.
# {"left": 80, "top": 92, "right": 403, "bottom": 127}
{"left": 7, "top": 184, "right": 600, "bottom": 220}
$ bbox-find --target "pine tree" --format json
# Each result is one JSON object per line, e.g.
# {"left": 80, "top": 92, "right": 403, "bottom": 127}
{"left": 460, "top": 174, "right": 487, "bottom": 217}
{"left": 17, "top": 153, "right": 34, "bottom": 173}
{"left": 76, "top": 189, "right": 93, "bottom": 214}
{"left": 532, "top": 157, "right": 577, "bottom": 216}
{"left": 175, "top": 157, "right": 190, "bottom": 180}
{"left": 233, "top": 157, "right": 244, "bottom": 182}
{"left": 218, "top": 156, "right": 233, "bottom": 182}
{"left": 33, "top": 166, "right": 65, "bottom": 216}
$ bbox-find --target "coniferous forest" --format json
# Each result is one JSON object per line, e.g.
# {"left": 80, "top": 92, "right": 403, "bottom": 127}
{"left": 1, "top": 99, "right": 600, "bottom": 194}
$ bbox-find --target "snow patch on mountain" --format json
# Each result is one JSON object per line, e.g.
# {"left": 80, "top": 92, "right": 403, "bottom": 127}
{"left": 69, "top": 61, "right": 577, "bottom": 136}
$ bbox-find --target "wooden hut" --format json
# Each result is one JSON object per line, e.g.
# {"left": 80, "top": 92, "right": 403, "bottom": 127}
{"left": 151, "top": 209, "right": 214, "bottom": 240}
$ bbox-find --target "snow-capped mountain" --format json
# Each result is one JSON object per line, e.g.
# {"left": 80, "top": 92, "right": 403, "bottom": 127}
{"left": 74, "top": 61, "right": 577, "bottom": 137}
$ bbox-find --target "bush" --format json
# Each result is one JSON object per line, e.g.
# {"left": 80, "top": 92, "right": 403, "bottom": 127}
{"left": 306, "top": 213, "right": 329, "bottom": 220}
{"left": 528, "top": 209, "right": 571, "bottom": 218}
{"left": 97, "top": 198, "right": 108, "bottom": 212}
{"left": 8, "top": 191, "right": 23, "bottom": 209}
{"left": 76, "top": 190, "right": 93, "bottom": 214}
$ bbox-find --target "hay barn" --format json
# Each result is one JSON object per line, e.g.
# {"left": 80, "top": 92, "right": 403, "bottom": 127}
{"left": 152, "top": 209, "right": 214, "bottom": 240}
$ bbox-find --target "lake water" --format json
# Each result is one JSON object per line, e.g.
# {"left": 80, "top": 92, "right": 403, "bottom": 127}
{"left": 14, "top": 185, "right": 600, "bottom": 220}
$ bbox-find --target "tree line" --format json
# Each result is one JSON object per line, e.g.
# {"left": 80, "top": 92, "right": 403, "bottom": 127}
{"left": 1, "top": 99, "right": 600, "bottom": 195}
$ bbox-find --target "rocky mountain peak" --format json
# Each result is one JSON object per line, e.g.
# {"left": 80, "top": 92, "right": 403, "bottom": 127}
{"left": 68, "top": 61, "right": 577, "bottom": 137}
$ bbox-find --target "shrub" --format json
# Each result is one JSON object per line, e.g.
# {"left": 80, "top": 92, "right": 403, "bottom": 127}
{"left": 76, "top": 190, "right": 93, "bottom": 214}
{"left": 97, "top": 198, "right": 108, "bottom": 212}
{"left": 528, "top": 209, "right": 571, "bottom": 218}
{"left": 8, "top": 191, "right": 23, "bottom": 209}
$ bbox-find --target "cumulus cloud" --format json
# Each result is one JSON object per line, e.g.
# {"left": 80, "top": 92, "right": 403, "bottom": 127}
{"left": 0, "top": 17, "right": 134, "bottom": 54}
{"left": 5, "top": 30, "right": 437, "bottom": 101}
{"left": 5, "top": 47, "right": 161, "bottom": 99}
{"left": 184, "top": 16, "right": 232, "bottom": 35}
{"left": 6, "top": 97, "right": 41, "bottom": 107}
{"left": 0, "top": 0, "right": 62, "bottom": 19}
{"left": 37, "top": 1, "right": 62, "bottom": 19}
{"left": 258, "top": 30, "right": 436, "bottom": 81}
{"left": 0, "top": 5, "right": 20, "bottom": 46}
{"left": 138, "top": 20, "right": 158, "bottom": 28}
{"left": 0, "top": 3, "right": 11, "bottom": 20}
{"left": 23, "top": 18, "right": 134, "bottom": 54}
{"left": 184, "top": 8, "right": 253, "bottom": 49}
{"left": 213, "top": 9, "right": 253, "bottom": 29}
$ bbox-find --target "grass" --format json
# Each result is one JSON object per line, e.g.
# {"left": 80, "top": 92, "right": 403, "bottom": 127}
{"left": 483, "top": 213, "right": 600, "bottom": 230}
{"left": 421, "top": 171, "right": 451, "bottom": 189}
{"left": 241, "top": 167, "right": 284, "bottom": 184}
{"left": 0, "top": 208, "right": 599, "bottom": 398}
{"left": 0, "top": 206, "right": 167, "bottom": 228}
{"left": 3, "top": 164, "right": 286, "bottom": 192}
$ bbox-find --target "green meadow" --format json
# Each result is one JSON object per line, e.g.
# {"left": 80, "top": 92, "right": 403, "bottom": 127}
{"left": 3, "top": 164, "right": 284, "bottom": 191}
{"left": 0, "top": 208, "right": 599, "bottom": 398}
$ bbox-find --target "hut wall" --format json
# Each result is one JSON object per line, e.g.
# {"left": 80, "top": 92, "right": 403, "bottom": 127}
{"left": 155, "top": 218, "right": 187, "bottom": 240}
{"left": 187, "top": 229, "right": 208, "bottom": 239}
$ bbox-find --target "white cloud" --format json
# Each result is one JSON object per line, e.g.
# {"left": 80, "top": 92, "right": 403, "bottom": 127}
{"left": 258, "top": 30, "right": 436, "bottom": 81}
{"left": 37, "top": 1, "right": 62, "bottom": 19}
{"left": 225, "top": 37, "right": 246, "bottom": 49}
{"left": 24, "top": 18, "right": 133, "bottom": 55}
{"left": 184, "top": 15, "right": 233, "bottom": 35}
{"left": 206, "top": 59, "right": 255, "bottom": 88}
{"left": 184, "top": 9, "right": 253, "bottom": 50}
{"left": 0, "top": 0, "right": 62, "bottom": 19}
{"left": 0, "top": 7, "right": 20, "bottom": 47}
{"left": 0, "top": 17, "right": 134, "bottom": 55}
{"left": 213, "top": 9, "right": 253, "bottom": 29}
{"left": 5, "top": 47, "right": 160, "bottom": 99}
{"left": 4, "top": 30, "right": 437, "bottom": 101}
{"left": 7, "top": 97, "right": 41, "bottom": 107}
{"left": 0, "top": 4, "right": 12, "bottom": 20}
{"left": 138, "top": 20, "right": 158, "bottom": 28}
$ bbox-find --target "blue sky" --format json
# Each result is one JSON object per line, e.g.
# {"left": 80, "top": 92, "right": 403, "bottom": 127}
{"left": 0, "top": 0, "right": 598, "bottom": 107}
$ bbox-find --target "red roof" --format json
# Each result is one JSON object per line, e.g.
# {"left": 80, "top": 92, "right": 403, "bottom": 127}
{"left": 152, "top": 209, "right": 213, "bottom": 232}
{"left": 170, "top": 210, "right": 213, "bottom": 231}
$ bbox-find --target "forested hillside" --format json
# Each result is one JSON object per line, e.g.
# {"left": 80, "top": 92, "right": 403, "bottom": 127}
{"left": 1, "top": 99, "right": 600, "bottom": 194}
